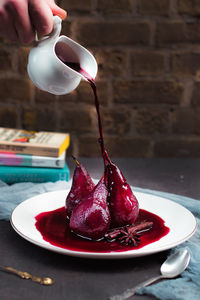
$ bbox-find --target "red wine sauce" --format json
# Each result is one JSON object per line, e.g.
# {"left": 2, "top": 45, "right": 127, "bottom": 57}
{"left": 34, "top": 61, "right": 170, "bottom": 252}
{"left": 64, "top": 62, "right": 107, "bottom": 162}
{"left": 35, "top": 207, "right": 169, "bottom": 253}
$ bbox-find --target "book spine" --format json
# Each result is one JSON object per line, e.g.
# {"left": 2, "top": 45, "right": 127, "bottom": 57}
{"left": 0, "top": 143, "right": 60, "bottom": 157}
{"left": 0, "top": 129, "right": 70, "bottom": 157}
{"left": 31, "top": 157, "right": 65, "bottom": 168}
{"left": 0, "top": 164, "right": 70, "bottom": 184}
{"left": 0, "top": 153, "right": 65, "bottom": 168}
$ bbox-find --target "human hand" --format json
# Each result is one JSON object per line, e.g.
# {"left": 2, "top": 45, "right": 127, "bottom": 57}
{"left": 0, "top": 0, "right": 67, "bottom": 44}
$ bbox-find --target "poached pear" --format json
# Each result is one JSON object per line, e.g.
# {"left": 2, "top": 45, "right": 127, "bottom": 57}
{"left": 65, "top": 157, "right": 95, "bottom": 219}
{"left": 106, "top": 161, "right": 139, "bottom": 227}
{"left": 69, "top": 178, "right": 110, "bottom": 240}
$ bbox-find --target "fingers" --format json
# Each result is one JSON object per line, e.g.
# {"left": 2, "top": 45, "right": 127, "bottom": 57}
{"left": 0, "top": 1, "right": 18, "bottom": 42}
{"left": 28, "top": 0, "right": 54, "bottom": 38}
{"left": 6, "top": 0, "right": 35, "bottom": 44}
{"left": 0, "top": 0, "right": 67, "bottom": 44}
{"left": 28, "top": 0, "right": 67, "bottom": 39}
{"left": 46, "top": 0, "right": 67, "bottom": 20}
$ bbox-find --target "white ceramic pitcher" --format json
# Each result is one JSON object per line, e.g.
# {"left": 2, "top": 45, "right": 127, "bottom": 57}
{"left": 27, "top": 16, "right": 98, "bottom": 95}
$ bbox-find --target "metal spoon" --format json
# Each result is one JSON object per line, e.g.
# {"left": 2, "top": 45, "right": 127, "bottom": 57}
{"left": 109, "top": 249, "right": 190, "bottom": 300}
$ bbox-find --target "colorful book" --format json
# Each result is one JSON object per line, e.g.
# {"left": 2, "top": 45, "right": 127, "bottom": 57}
{"left": 0, "top": 151, "right": 66, "bottom": 168}
{"left": 0, "top": 127, "right": 70, "bottom": 157}
{"left": 0, "top": 163, "right": 70, "bottom": 184}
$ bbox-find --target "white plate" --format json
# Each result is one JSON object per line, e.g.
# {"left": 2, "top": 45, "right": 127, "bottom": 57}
{"left": 10, "top": 190, "right": 197, "bottom": 259}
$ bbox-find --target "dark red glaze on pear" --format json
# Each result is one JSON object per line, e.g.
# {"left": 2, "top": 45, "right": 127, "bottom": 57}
{"left": 65, "top": 157, "right": 95, "bottom": 219}
{"left": 104, "top": 153, "right": 139, "bottom": 227}
{"left": 69, "top": 178, "right": 110, "bottom": 240}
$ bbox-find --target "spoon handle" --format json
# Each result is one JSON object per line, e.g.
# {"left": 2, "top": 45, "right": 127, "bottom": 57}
{"left": 109, "top": 275, "right": 163, "bottom": 300}
{"left": 0, "top": 265, "right": 53, "bottom": 285}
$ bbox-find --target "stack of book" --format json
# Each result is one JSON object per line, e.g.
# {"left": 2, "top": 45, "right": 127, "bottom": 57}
{"left": 0, "top": 127, "right": 70, "bottom": 184}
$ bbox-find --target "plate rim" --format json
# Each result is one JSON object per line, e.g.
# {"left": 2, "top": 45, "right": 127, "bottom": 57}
{"left": 10, "top": 189, "right": 198, "bottom": 259}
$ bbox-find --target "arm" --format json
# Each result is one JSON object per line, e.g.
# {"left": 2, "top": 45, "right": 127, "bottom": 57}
{"left": 0, "top": 0, "right": 67, "bottom": 44}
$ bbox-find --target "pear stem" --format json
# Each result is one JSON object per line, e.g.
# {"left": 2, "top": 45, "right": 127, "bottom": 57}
{"left": 72, "top": 155, "right": 80, "bottom": 167}
{"left": 103, "top": 149, "right": 112, "bottom": 165}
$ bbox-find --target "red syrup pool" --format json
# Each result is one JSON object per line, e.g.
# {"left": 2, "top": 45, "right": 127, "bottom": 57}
{"left": 35, "top": 208, "right": 170, "bottom": 253}
{"left": 50, "top": 60, "right": 169, "bottom": 251}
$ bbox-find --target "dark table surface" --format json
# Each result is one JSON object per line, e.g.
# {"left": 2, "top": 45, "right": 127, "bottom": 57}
{"left": 0, "top": 158, "right": 199, "bottom": 300}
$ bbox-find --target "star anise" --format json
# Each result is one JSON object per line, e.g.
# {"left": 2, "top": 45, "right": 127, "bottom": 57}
{"left": 104, "top": 221, "right": 153, "bottom": 246}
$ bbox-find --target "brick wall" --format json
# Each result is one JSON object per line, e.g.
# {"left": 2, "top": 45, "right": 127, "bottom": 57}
{"left": 1, "top": 0, "right": 200, "bottom": 157}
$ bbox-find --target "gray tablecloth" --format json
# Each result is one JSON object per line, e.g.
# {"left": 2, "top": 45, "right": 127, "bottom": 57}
{"left": 0, "top": 179, "right": 199, "bottom": 300}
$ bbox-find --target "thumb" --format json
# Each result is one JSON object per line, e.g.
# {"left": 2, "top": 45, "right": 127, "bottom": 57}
{"left": 46, "top": 0, "right": 67, "bottom": 20}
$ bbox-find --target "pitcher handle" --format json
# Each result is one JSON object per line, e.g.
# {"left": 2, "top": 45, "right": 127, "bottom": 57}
{"left": 35, "top": 16, "right": 62, "bottom": 43}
